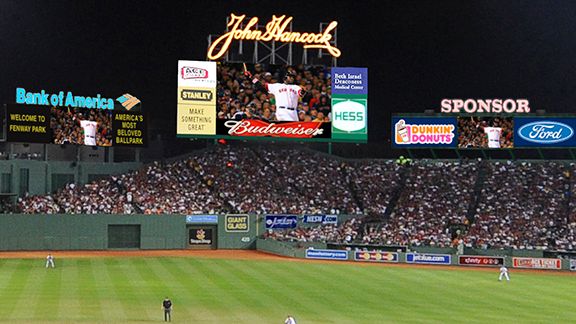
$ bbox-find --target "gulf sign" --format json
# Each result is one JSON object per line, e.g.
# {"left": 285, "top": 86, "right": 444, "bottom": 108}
{"left": 405, "top": 253, "right": 451, "bottom": 265}
{"left": 354, "top": 251, "right": 398, "bottom": 263}
{"left": 514, "top": 118, "right": 576, "bottom": 147}
{"left": 392, "top": 117, "right": 457, "bottom": 147}
{"left": 458, "top": 256, "right": 504, "bottom": 267}
{"left": 512, "top": 257, "right": 561, "bottom": 270}
{"left": 305, "top": 249, "right": 348, "bottom": 260}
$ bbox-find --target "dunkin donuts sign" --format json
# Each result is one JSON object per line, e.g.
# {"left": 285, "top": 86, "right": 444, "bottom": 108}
{"left": 392, "top": 117, "right": 457, "bottom": 147}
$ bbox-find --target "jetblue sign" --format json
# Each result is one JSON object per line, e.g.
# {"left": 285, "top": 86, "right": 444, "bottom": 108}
{"left": 265, "top": 215, "right": 298, "bottom": 229}
{"left": 405, "top": 253, "right": 451, "bottom": 265}
{"left": 514, "top": 118, "right": 576, "bottom": 147}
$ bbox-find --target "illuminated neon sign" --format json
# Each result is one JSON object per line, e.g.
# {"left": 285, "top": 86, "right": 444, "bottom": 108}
{"left": 207, "top": 14, "right": 341, "bottom": 60}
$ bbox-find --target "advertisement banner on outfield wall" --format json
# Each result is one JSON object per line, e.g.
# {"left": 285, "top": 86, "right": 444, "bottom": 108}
{"left": 225, "top": 214, "right": 249, "bottom": 232}
{"left": 305, "top": 249, "right": 348, "bottom": 260}
{"left": 405, "top": 253, "right": 451, "bottom": 265}
{"left": 512, "top": 257, "right": 561, "bottom": 270}
{"left": 458, "top": 256, "right": 504, "bottom": 267}
{"left": 302, "top": 214, "right": 338, "bottom": 225}
{"left": 354, "top": 251, "right": 398, "bottom": 263}
{"left": 570, "top": 259, "right": 576, "bottom": 271}
{"left": 189, "top": 227, "right": 213, "bottom": 245}
{"left": 391, "top": 117, "right": 458, "bottom": 148}
{"left": 265, "top": 215, "right": 298, "bottom": 229}
{"left": 186, "top": 215, "right": 218, "bottom": 224}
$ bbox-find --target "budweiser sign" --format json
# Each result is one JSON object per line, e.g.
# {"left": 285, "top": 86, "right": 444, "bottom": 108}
{"left": 224, "top": 120, "right": 324, "bottom": 138}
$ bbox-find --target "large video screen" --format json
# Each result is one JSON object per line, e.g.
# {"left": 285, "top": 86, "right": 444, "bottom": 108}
{"left": 6, "top": 103, "right": 146, "bottom": 147}
{"left": 393, "top": 115, "right": 576, "bottom": 149}
{"left": 176, "top": 60, "right": 367, "bottom": 142}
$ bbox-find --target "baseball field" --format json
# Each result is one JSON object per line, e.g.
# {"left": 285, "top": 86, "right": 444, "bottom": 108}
{"left": 0, "top": 250, "right": 574, "bottom": 324}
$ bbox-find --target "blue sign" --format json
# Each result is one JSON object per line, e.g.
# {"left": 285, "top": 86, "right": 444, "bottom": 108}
{"left": 405, "top": 253, "right": 451, "bottom": 265}
{"left": 332, "top": 67, "right": 368, "bottom": 95}
{"left": 16, "top": 87, "right": 116, "bottom": 109}
{"left": 185, "top": 215, "right": 218, "bottom": 224}
{"left": 305, "top": 249, "right": 348, "bottom": 260}
{"left": 303, "top": 214, "right": 325, "bottom": 223}
{"left": 265, "top": 215, "right": 298, "bottom": 229}
{"left": 514, "top": 118, "right": 576, "bottom": 147}
{"left": 323, "top": 215, "right": 338, "bottom": 225}
{"left": 392, "top": 117, "right": 458, "bottom": 148}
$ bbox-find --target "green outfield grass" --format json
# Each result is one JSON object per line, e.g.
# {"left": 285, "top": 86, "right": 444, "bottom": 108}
{"left": 0, "top": 256, "right": 574, "bottom": 323}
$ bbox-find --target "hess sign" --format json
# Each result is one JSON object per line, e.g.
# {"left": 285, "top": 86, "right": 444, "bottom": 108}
{"left": 207, "top": 14, "right": 341, "bottom": 60}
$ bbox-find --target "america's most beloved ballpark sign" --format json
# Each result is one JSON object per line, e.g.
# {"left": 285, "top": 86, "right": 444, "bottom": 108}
{"left": 207, "top": 14, "right": 341, "bottom": 60}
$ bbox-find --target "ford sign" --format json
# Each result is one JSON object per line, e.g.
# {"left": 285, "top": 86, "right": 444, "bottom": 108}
{"left": 518, "top": 121, "right": 574, "bottom": 144}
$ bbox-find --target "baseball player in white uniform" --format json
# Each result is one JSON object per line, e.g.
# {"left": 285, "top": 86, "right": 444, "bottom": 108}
{"left": 245, "top": 70, "right": 304, "bottom": 121}
{"left": 484, "top": 127, "right": 502, "bottom": 148}
{"left": 285, "top": 315, "right": 297, "bottom": 324}
{"left": 46, "top": 253, "right": 55, "bottom": 268}
{"left": 499, "top": 265, "right": 510, "bottom": 282}
{"left": 80, "top": 119, "right": 98, "bottom": 146}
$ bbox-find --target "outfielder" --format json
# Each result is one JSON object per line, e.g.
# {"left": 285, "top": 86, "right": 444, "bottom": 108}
{"left": 285, "top": 314, "right": 297, "bottom": 324}
{"left": 244, "top": 69, "right": 305, "bottom": 122}
{"left": 499, "top": 265, "right": 510, "bottom": 282}
{"left": 46, "top": 253, "right": 55, "bottom": 268}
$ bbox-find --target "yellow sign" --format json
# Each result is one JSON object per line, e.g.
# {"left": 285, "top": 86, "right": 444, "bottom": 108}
{"left": 207, "top": 14, "right": 341, "bottom": 60}
{"left": 225, "top": 214, "right": 249, "bottom": 232}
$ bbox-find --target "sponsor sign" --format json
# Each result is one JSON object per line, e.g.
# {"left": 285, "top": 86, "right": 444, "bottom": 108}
{"left": 305, "top": 249, "right": 348, "bottom": 260}
{"left": 392, "top": 117, "right": 457, "bottom": 147}
{"left": 512, "top": 257, "right": 562, "bottom": 270}
{"left": 218, "top": 120, "right": 329, "bottom": 139}
{"left": 185, "top": 215, "right": 218, "bottom": 224}
{"left": 514, "top": 118, "right": 576, "bottom": 147}
{"left": 265, "top": 215, "right": 298, "bottom": 229}
{"left": 15, "top": 87, "right": 116, "bottom": 109}
{"left": 323, "top": 215, "right": 338, "bottom": 225}
{"left": 354, "top": 251, "right": 398, "bottom": 263}
{"left": 331, "top": 67, "right": 368, "bottom": 142}
{"left": 225, "top": 214, "right": 249, "bottom": 232}
{"left": 458, "top": 256, "right": 504, "bottom": 267}
{"left": 303, "top": 214, "right": 325, "bottom": 223}
{"left": 207, "top": 14, "right": 341, "bottom": 61}
{"left": 177, "top": 60, "right": 217, "bottom": 136}
{"left": 189, "top": 227, "right": 213, "bottom": 245}
{"left": 440, "top": 98, "right": 530, "bottom": 114}
{"left": 405, "top": 253, "right": 451, "bottom": 265}
{"left": 570, "top": 259, "right": 576, "bottom": 271}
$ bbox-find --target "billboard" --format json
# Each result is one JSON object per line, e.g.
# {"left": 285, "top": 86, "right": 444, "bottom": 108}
{"left": 392, "top": 117, "right": 457, "bottom": 147}
{"left": 186, "top": 215, "right": 219, "bottom": 224}
{"left": 302, "top": 214, "right": 337, "bottom": 225}
{"left": 405, "top": 253, "right": 451, "bottom": 265}
{"left": 6, "top": 89, "right": 146, "bottom": 147}
{"left": 225, "top": 214, "right": 249, "bottom": 232}
{"left": 188, "top": 227, "right": 213, "bottom": 245}
{"left": 265, "top": 215, "right": 298, "bottom": 229}
{"left": 458, "top": 256, "right": 504, "bottom": 267}
{"left": 354, "top": 251, "right": 398, "bottom": 263}
{"left": 512, "top": 257, "right": 561, "bottom": 270}
{"left": 514, "top": 117, "right": 576, "bottom": 147}
{"left": 177, "top": 62, "right": 367, "bottom": 143}
{"left": 331, "top": 67, "right": 368, "bottom": 142}
{"left": 305, "top": 249, "right": 348, "bottom": 260}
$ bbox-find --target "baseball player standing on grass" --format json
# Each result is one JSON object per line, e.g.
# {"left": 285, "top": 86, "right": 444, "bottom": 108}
{"left": 162, "top": 297, "right": 173, "bottom": 322}
{"left": 285, "top": 314, "right": 297, "bottom": 324}
{"left": 499, "top": 265, "right": 510, "bottom": 282}
{"left": 244, "top": 68, "right": 305, "bottom": 122}
{"left": 45, "top": 253, "right": 55, "bottom": 268}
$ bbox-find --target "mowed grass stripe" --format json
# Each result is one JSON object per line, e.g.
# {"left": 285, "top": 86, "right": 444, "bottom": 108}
{"left": 75, "top": 259, "right": 104, "bottom": 321}
{"left": 33, "top": 259, "right": 63, "bottom": 321}
{"left": 130, "top": 257, "right": 178, "bottom": 320}
{"left": 93, "top": 258, "right": 128, "bottom": 321}
{"left": 189, "top": 258, "right": 251, "bottom": 323}
{"left": 10, "top": 259, "right": 56, "bottom": 321}
{"left": 0, "top": 259, "right": 34, "bottom": 319}
{"left": 158, "top": 257, "right": 222, "bottom": 322}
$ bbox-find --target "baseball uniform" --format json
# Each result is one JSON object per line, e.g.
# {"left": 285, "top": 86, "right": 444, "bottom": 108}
{"left": 484, "top": 127, "right": 502, "bottom": 148}
{"left": 80, "top": 120, "right": 98, "bottom": 146}
{"left": 499, "top": 266, "right": 510, "bottom": 281}
{"left": 266, "top": 83, "right": 302, "bottom": 121}
{"left": 46, "top": 254, "right": 55, "bottom": 268}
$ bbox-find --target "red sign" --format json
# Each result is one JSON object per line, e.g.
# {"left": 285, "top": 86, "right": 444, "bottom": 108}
{"left": 223, "top": 120, "right": 324, "bottom": 138}
{"left": 458, "top": 256, "right": 504, "bottom": 267}
{"left": 512, "top": 257, "right": 561, "bottom": 270}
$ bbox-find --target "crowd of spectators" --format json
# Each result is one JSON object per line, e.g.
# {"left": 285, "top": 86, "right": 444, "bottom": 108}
{"left": 216, "top": 63, "right": 331, "bottom": 122}
{"left": 51, "top": 107, "right": 113, "bottom": 146}
{"left": 13, "top": 146, "right": 576, "bottom": 251}
{"left": 458, "top": 117, "right": 514, "bottom": 148}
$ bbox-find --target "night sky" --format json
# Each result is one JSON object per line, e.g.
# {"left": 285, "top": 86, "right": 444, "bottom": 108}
{"left": 2, "top": 0, "right": 576, "bottom": 149}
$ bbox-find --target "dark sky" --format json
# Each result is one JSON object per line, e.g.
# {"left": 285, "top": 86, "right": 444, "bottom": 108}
{"left": 2, "top": 0, "right": 576, "bottom": 145}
